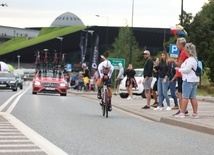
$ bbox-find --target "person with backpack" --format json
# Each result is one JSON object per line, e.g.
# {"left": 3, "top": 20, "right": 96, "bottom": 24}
{"left": 174, "top": 43, "right": 200, "bottom": 119}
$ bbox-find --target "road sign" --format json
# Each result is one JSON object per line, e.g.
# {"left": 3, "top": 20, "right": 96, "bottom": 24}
{"left": 108, "top": 58, "right": 125, "bottom": 70}
{"left": 169, "top": 44, "right": 179, "bottom": 58}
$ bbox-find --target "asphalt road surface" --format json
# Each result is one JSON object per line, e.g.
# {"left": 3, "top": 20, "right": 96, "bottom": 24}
{"left": 1, "top": 82, "right": 214, "bottom": 155}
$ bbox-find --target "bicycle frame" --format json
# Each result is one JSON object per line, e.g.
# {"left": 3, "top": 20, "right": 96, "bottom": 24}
{"left": 102, "top": 80, "right": 109, "bottom": 118}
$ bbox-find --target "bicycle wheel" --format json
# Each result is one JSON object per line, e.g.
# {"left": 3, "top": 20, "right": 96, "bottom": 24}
{"left": 102, "top": 101, "right": 105, "bottom": 116}
{"left": 104, "top": 89, "right": 108, "bottom": 118}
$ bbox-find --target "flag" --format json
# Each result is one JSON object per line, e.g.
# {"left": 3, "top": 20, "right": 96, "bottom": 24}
{"left": 170, "top": 24, "right": 188, "bottom": 36}
{"left": 91, "top": 34, "right": 99, "bottom": 69}
{"left": 79, "top": 33, "right": 84, "bottom": 63}
{"left": 83, "top": 30, "right": 88, "bottom": 62}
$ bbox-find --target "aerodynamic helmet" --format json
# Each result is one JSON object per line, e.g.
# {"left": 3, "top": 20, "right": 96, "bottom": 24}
{"left": 102, "top": 60, "right": 111, "bottom": 69}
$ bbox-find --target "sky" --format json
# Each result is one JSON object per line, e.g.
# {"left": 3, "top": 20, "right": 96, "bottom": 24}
{"left": 0, "top": 0, "right": 209, "bottom": 28}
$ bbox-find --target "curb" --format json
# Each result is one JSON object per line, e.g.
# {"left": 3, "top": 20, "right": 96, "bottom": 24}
{"left": 68, "top": 90, "right": 214, "bottom": 135}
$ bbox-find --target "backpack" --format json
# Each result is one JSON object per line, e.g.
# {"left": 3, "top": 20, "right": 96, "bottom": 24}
{"left": 192, "top": 59, "right": 202, "bottom": 76}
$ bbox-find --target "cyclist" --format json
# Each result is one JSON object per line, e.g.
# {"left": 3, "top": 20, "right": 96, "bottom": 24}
{"left": 97, "top": 60, "right": 114, "bottom": 111}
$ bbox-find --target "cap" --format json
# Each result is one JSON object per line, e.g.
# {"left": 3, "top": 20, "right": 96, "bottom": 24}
{"left": 143, "top": 50, "right": 150, "bottom": 55}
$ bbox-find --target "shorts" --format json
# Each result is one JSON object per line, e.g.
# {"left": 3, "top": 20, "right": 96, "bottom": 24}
{"left": 153, "top": 80, "right": 157, "bottom": 91}
{"left": 142, "top": 77, "right": 153, "bottom": 90}
{"left": 177, "top": 77, "right": 183, "bottom": 93}
{"left": 182, "top": 80, "right": 198, "bottom": 99}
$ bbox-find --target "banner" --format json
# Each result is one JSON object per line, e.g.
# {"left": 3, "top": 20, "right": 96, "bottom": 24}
{"left": 79, "top": 33, "right": 84, "bottom": 63}
{"left": 91, "top": 34, "right": 99, "bottom": 69}
{"left": 83, "top": 30, "right": 88, "bottom": 63}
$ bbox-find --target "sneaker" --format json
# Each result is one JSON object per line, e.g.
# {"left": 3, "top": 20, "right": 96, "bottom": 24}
{"left": 172, "top": 110, "right": 180, "bottom": 116}
{"left": 151, "top": 102, "right": 158, "bottom": 108}
{"left": 108, "top": 104, "right": 112, "bottom": 111}
{"left": 166, "top": 106, "right": 172, "bottom": 111}
{"left": 97, "top": 91, "right": 102, "bottom": 99}
{"left": 141, "top": 105, "right": 150, "bottom": 109}
{"left": 127, "top": 96, "right": 133, "bottom": 100}
{"left": 185, "top": 110, "right": 189, "bottom": 116}
{"left": 172, "top": 106, "right": 179, "bottom": 110}
{"left": 99, "top": 101, "right": 103, "bottom": 106}
{"left": 191, "top": 113, "right": 199, "bottom": 119}
{"left": 174, "top": 113, "right": 185, "bottom": 118}
{"left": 154, "top": 106, "right": 162, "bottom": 110}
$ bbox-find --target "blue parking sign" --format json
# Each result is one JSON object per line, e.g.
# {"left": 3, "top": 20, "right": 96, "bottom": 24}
{"left": 169, "top": 44, "right": 179, "bottom": 58}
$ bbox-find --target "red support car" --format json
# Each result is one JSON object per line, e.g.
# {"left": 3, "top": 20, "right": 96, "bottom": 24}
{"left": 32, "top": 69, "right": 68, "bottom": 96}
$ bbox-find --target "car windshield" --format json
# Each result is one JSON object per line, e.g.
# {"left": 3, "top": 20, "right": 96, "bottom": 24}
{"left": 38, "top": 70, "right": 62, "bottom": 78}
{"left": 0, "top": 73, "right": 15, "bottom": 78}
{"left": 135, "top": 70, "right": 143, "bottom": 77}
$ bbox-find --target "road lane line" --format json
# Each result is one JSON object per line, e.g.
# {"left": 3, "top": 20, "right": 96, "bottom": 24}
{"left": 0, "top": 91, "right": 23, "bottom": 112}
{"left": 6, "top": 89, "right": 29, "bottom": 113}
{"left": 3, "top": 113, "right": 68, "bottom": 155}
{"left": 0, "top": 149, "right": 44, "bottom": 153}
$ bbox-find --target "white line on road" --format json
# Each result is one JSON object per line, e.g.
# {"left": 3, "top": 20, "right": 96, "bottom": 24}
{"left": 0, "top": 91, "right": 23, "bottom": 112}
{"left": 6, "top": 88, "right": 29, "bottom": 113}
{"left": 3, "top": 113, "right": 68, "bottom": 155}
{"left": 0, "top": 149, "right": 44, "bottom": 153}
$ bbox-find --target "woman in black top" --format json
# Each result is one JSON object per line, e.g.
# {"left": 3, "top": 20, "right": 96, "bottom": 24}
{"left": 124, "top": 64, "right": 137, "bottom": 100}
{"left": 154, "top": 52, "right": 171, "bottom": 110}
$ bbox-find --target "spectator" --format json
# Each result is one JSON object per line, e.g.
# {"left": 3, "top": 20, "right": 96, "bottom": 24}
{"left": 123, "top": 64, "right": 137, "bottom": 100}
{"left": 151, "top": 57, "right": 160, "bottom": 108}
{"left": 170, "top": 37, "right": 189, "bottom": 116}
{"left": 93, "top": 68, "right": 99, "bottom": 91}
{"left": 142, "top": 50, "right": 153, "bottom": 109}
{"left": 114, "top": 63, "right": 124, "bottom": 95}
{"left": 175, "top": 43, "right": 200, "bottom": 118}
{"left": 77, "top": 71, "right": 84, "bottom": 91}
{"left": 82, "top": 63, "right": 90, "bottom": 91}
{"left": 154, "top": 51, "right": 171, "bottom": 111}
{"left": 169, "top": 61, "right": 179, "bottom": 109}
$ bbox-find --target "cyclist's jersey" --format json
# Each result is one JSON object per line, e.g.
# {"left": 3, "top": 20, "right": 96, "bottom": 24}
{"left": 98, "top": 61, "right": 114, "bottom": 78}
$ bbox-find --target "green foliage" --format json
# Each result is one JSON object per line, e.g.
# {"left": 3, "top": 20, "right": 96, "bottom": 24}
{"left": 108, "top": 26, "right": 144, "bottom": 69}
{"left": 188, "top": 0, "right": 214, "bottom": 83}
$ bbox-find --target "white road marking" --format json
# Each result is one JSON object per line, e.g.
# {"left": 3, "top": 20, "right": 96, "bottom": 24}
{"left": 0, "top": 149, "right": 44, "bottom": 153}
{"left": 0, "top": 91, "right": 23, "bottom": 112}
{"left": 3, "top": 113, "right": 68, "bottom": 155}
{"left": 6, "top": 89, "right": 29, "bottom": 113}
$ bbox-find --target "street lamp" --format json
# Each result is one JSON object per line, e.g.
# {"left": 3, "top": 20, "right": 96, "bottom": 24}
{"left": 129, "top": 0, "right": 134, "bottom": 64}
{"left": 56, "top": 37, "right": 63, "bottom": 53}
{"left": 180, "top": 0, "right": 184, "bottom": 26}
{"left": 17, "top": 55, "right": 21, "bottom": 69}
{"left": 96, "top": 15, "right": 109, "bottom": 52}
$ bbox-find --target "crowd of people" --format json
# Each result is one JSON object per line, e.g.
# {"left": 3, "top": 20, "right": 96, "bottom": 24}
{"left": 68, "top": 37, "right": 200, "bottom": 118}
{"left": 140, "top": 37, "right": 200, "bottom": 119}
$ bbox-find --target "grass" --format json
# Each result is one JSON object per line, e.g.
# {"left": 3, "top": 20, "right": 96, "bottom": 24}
{"left": 197, "top": 68, "right": 214, "bottom": 96}
{"left": 0, "top": 26, "right": 87, "bottom": 56}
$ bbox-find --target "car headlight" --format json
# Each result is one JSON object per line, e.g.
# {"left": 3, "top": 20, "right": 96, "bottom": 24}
{"left": 34, "top": 81, "right": 41, "bottom": 86}
{"left": 60, "top": 83, "right": 67, "bottom": 87}
{"left": 10, "top": 80, "right": 16, "bottom": 83}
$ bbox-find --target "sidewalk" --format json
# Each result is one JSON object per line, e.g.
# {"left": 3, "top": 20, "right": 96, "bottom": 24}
{"left": 68, "top": 90, "right": 214, "bottom": 135}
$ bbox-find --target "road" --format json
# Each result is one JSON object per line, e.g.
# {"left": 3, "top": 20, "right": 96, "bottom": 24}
{"left": 0, "top": 82, "right": 214, "bottom": 155}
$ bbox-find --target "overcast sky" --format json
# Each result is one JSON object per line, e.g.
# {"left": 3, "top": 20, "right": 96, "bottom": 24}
{"left": 0, "top": 0, "right": 209, "bottom": 28}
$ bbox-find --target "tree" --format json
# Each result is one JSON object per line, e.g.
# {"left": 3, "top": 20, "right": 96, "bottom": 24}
{"left": 108, "top": 25, "right": 144, "bottom": 68}
{"left": 189, "top": 0, "right": 214, "bottom": 82}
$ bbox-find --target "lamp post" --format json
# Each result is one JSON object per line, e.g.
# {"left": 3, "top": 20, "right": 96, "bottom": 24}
{"left": 129, "top": 0, "right": 134, "bottom": 64}
{"left": 180, "top": 0, "right": 184, "bottom": 26}
{"left": 96, "top": 15, "right": 109, "bottom": 52}
{"left": 17, "top": 55, "right": 21, "bottom": 69}
{"left": 56, "top": 37, "right": 63, "bottom": 53}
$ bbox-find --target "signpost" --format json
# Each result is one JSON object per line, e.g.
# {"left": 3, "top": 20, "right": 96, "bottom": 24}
{"left": 169, "top": 44, "right": 179, "bottom": 58}
{"left": 108, "top": 58, "right": 125, "bottom": 70}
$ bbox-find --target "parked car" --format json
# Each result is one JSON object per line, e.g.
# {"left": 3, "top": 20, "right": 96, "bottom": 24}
{"left": 16, "top": 76, "right": 23, "bottom": 89}
{"left": 119, "top": 68, "right": 178, "bottom": 98}
{"left": 0, "top": 72, "right": 18, "bottom": 91}
{"left": 32, "top": 69, "right": 68, "bottom": 96}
